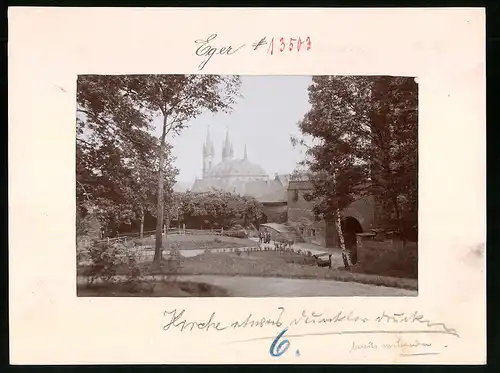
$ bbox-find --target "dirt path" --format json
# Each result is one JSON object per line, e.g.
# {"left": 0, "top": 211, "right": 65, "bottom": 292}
{"left": 77, "top": 274, "right": 416, "bottom": 296}
{"left": 168, "top": 275, "right": 416, "bottom": 297}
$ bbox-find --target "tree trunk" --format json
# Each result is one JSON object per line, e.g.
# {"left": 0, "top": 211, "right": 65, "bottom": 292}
{"left": 335, "top": 210, "right": 352, "bottom": 269}
{"left": 154, "top": 114, "right": 168, "bottom": 264}
{"left": 140, "top": 206, "right": 145, "bottom": 240}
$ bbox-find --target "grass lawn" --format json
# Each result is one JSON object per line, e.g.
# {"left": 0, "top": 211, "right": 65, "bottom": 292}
{"left": 79, "top": 235, "right": 418, "bottom": 291}
{"left": 173, "top": 252, "right": 418, "bottom": 290}
{"left": 133, "top": 234, "right": 256, "bottom": 250}
{"left": 77, "top": 280, "right": 229, "bottom": 297}
{"left": 78, "top": 251, "right": 417, "bottom": 291}
{"left": 352, "top": 263, "right": 418, "bottom": 280}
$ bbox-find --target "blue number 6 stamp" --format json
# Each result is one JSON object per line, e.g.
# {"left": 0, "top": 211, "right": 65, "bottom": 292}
{"left": 269, "top": 328, "right": 291, "bottom": 357}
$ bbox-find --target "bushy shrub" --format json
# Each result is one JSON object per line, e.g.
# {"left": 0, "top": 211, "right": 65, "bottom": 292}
{"left": 85, "top": 242, "right": 121, "bottom": 285}
{"left": 76, "top": 237, "right": 92, "bottom": 266}
{"left": 163, "top": 242, "right": 183, "bottom": 280}
{"left": 85, "top": 241, "right": 144, "bottom": 288}
{"left": 121, "top": 249, "right": 146, "bottom": 291}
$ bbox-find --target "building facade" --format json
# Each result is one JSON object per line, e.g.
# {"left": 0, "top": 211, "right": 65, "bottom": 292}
{"left": 193, "top": 129, "right": 270, "bottom": 194}
{"left": 191, "top": 129, "right": 289, "bottom": 224}
{"left": 190, "top": 129, "right": 377, "bottom": 238}
{"left": 286, "top": 179, "right": 376, "bottom": 248}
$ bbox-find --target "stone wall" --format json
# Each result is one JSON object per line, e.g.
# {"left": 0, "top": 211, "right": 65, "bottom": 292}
{"left": 286, "top": 180, "right": 376, "bottom": 248}
{"left": 342, "top": 195, "right": 376, "bottom": 232}
{"left": 356, "top": 233, "right": 418, "bottom": 279}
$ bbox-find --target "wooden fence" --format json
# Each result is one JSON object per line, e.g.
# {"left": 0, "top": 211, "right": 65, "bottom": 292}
{"left": 91, "top": 227, "right": 226, "bottom": 246}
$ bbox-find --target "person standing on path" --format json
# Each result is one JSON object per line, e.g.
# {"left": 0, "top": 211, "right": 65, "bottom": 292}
{"left": 265, "top": 230, "right": 271, "bottom": 244}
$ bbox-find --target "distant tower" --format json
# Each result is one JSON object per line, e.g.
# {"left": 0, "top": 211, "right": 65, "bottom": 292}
{"left": 222, "top": 129, "right": 234, "bottom": 161}
{"left": 243, "top": 144, "right": 248, "bottom": 160}
{"left": 203, "top": 127, "right": 215, "bottom": 178}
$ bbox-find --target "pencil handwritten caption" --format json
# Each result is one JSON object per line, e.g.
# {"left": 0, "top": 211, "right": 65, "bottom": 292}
{"left": 194, "top": 34, "right": 312, "bottom": 70}
{"left": 162, "top": 308, "right": 459, "bottom": 358}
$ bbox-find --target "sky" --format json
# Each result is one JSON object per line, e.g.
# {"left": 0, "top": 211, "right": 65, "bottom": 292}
{"left": 152, "top": 75, "right": 313, "bottom": 186}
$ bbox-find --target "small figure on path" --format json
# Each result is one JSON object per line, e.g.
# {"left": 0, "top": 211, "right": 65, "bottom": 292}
{"left": 265, "top": 230, "right": 271, "bottom": 244}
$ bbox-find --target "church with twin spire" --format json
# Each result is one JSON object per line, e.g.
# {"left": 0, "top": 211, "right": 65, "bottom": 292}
{"left": 191, "top": 128, "right": 289, "bottom": 203}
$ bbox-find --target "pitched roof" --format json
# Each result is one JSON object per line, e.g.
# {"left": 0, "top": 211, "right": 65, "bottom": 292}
{"left": 244, "top": 180, "right": 287, "bottom": 203}
{"left": 256, "top": 189, "right": 287, "bottom": 203}
{"left": 274, "top": 174, "right": 290, "bottom": 189}
{"left": 288, "top": 180, "right": 313, "bottom": 190}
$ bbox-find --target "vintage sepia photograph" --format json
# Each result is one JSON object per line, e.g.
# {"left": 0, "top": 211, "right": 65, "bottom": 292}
{"left": 10, "top": 7, "right": 485, "bottom": 365}
{"left": 76, "top": 75, "right": 418, "bottom": 297}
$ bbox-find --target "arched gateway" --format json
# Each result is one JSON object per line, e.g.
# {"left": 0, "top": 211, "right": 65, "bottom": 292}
{"left": 287, "top": 179, "right": 376, "bottom": 250}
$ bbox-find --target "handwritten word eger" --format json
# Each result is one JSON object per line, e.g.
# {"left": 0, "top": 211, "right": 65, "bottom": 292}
{"left": 194, "top": 34, "right": 245, "bottom": 71}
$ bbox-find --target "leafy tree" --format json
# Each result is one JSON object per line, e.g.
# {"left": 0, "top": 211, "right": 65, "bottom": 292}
{"left": 76, "top": 75, "right": 241, "bottom": 265}
{"left": 293, "top": 75, "right": 418, "bottom": 267}
{"left": 369, "top": 77, "right": 418, "bottom": 239}
{"left": 76, "top": 76, "right": 177, "bottom": 238}
{"left": 120, "top": 75, "right": 241, "bottom": 263}
{"left": 175, "top": 191, "right": 263, "bottom": 229}
{"left": 128, "top": 141, "right": 178, "bottom": 239}
{"left": 76, "top": 75, "right": 156, "bottom": 233}
{"left": 241, "top": 195, "right": 264, "bottom": 227}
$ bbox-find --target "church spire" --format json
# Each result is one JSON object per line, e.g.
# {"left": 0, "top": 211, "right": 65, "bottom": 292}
{"left": 222, "top": 128, "right": 233, "bottom": 160}
{"left": 203, "top": 126, "right": 214, "bottom": 178}
{"left": 204, "top": 127, "right": 214, "bottom": 156}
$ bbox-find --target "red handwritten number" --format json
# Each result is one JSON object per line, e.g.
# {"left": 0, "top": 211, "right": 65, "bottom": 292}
{"left": 297, "top": 38, "right": 303, "bottom": 52}
{"left": 267, "top": 37, "right": 274, "bottom": 55}
{"left": 267, "top": 36, "right": 310, "bottom": 55}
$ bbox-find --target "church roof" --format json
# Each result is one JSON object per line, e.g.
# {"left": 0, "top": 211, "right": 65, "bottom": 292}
{"left": 191, "top": 178, "right": 287, "bottom": 203}
{"left": 208, "top": 158, "right": 268, "bottom": 178}
{"left": 195, "top": 128, "right": 287, "bottom": 203}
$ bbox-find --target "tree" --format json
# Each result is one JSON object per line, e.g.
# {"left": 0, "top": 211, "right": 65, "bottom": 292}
{"left": 369, "top": 77, "right": 418, "bottom": 240}
{"left": 174, "top": 191, "right": 263, "bottom": 230}
{"left": 127, "top": 141, "right": 178, "bottom": 239}
{"left": 240, "top": 195, "right": 264, "bottom": 227}
{"left": 76, "top": 75, "right": 156, "bottom": 234}
{"left": 76, "top": 76, "right": 181, "bottom": 241}
{"left": 122, "top": 75, "right": 241, "bottom": 263}
{"left": 294, "top": 75, "right": 418, "bottom": 267}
